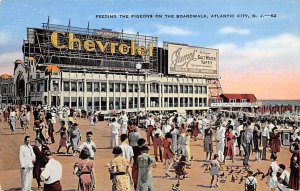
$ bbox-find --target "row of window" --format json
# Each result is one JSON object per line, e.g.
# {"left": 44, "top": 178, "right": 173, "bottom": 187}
{"left": 63, "top": 97, "right": 207, "bottom": 110}
{"left": 62, "top": 81, "right": 207, "bottom": 94}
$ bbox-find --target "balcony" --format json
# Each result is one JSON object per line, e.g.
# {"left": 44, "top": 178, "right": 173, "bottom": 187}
{"left": 210, "top": 101, "right": 262, "bottom": 108}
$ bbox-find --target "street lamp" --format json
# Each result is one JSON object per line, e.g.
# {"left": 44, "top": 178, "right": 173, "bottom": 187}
{"left": 136, "top": 63, "right": 142, "bottom": 114}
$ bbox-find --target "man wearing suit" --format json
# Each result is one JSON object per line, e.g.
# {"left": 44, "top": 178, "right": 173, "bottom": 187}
{"left": 241, "top": 122, "right": 254, "bottom": 167}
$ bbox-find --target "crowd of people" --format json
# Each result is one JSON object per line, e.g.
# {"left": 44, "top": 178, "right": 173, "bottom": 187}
{"left": 1, "top": 104, "right": 300, "bottom": 191}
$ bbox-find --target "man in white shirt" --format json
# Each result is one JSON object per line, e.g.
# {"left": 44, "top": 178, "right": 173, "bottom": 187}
{"left": 145, "top": 114, "right": 155, "bottom": 145}
{"left": 278, "top": 164, "right": 290, "bottom": 188}
{"left": 161, "top": 121, "right": 171, "bottom": 136}
{"left": 119, "top": 134, "right": 134, "bottom": 162}
{"left": 261, "top": 121, "right": 270, "bottom": 160}
{"left": 119, "top": 111, "right": 128, "bottom": 135}
{"left": 41, "top": 151, "right": 62, "bottom": 191}
{"left": 152, "top": 124, "right": 163, "bottom": 161}
{"left": 109, "top": 118, "right": 120, "bottom": 148}
{"left": 215, "top": 122, "right": 225, "bottom": 162}
{"left": 130, "top": 127, "right": 140, "bottom": 147}
{"left": 19, "top": 136, "right": 36, "bottom": 191}
{"left": 78, "top": 131, "right": 96, "bottom": 159}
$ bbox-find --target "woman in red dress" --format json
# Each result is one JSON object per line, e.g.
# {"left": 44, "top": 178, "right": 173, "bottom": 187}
{"left": 32, "top": 138, "right": 49, "bottom": 190}
{"left": 56, "top": 121, "right": 68, "bottom": 153}
{"left": 225, "top": 125, "right": 235, "bottom": 164}
{"left": 47, "top": 119, "right": 55, "bottom": 144}
{"left": 74, "top": 148, "right": 95, "bottom": 191}
{"left": 289, "top": 142, "right": 299, "bottom": 190}
{"left": 191, "top": 118, "right": 199, "bottom": 141}
{"left": 270, "top": 128, "right": 281, "bottom": 154}
{"left": 163, "top": 132, "right": 174, "bottom": 177}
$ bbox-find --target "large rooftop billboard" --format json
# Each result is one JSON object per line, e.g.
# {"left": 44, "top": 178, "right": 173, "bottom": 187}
{"left": 167, "top": 43, "right": 219, "bottom": 78}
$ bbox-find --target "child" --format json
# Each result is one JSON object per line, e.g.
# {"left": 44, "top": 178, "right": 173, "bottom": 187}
{"left": 210, "top": 154, "right": 222, "bottom": 188}
{"left": 175, "top": 156, "right": 188, "bottom": 179}
{"left": 245, "top": 171, "right": 257, "bottom": 191}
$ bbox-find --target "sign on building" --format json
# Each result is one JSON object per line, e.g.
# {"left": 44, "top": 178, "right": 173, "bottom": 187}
{"left": 166, "top": 43, "right": 219, "bottom": 78}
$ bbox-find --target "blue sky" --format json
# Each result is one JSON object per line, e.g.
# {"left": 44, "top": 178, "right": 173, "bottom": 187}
{"left": 0, "top": 0, "right": 300, "bottom": 99}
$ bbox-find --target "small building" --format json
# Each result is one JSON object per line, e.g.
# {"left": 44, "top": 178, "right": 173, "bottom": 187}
{"left": 0, "top": 74, "right": 14, "bottom": 105}
{"left": 210, "top": 93, "right": 261, "bottom": 112}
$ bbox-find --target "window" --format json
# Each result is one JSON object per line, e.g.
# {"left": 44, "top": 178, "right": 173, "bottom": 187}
{"left": 180, "top": 98, "right": 184, "bottom": 107}
{"left": 195, "top": 98, "right": 198, "bottom": 107}
{"left": 194, "top": 86, "right": 198, "bottom": 94}
{"left": 101, "top": 97, "right": 107, "bottom": 110}
{"left": 115, "top": 83, "right": 120, "bottom": 92}
{"left": 189, "top": 86, "right": 193, "bottom": 93}
{"left": 199, "top": 86, "right": 202, "bottom": 94}
{"left": 63, "top": 82, "right": 69, "bottom": 91}
{"left": 44, "top": 80, "right": 47, "bottom": 92}
{"left": 115, "top": 97, "right": 121, "bottom": 109}
{"left": 230, "top": 99, "right": 236, "bottom": 103}
{"left": 140, "top": 84, "right": 145, "bottom": 93}
{"left": 189, "top": 97, "right": 193, "bottom": 107}
{"left": 202, "top": 86, "right": 207, "bottom": 94}
{"left": 78, "top": 82, "right": 83, "bottom": 92}
{"left": 134, "top": 97, "right": 138, "bottom": 108}
{"left": 174, "top": 98, "right": 178, "bottom": 107}
{"left": 140, "top": 97, "right": 145, "bottom": 107}
{"left": 134, "top": 84, "right": 138, "bottom": 92}
{"left": 101, "top": 83, "right": 107, "bottom": 92}
{"left": 71, "top": 97, "right": 77, "bottom": 107}
{"left": 64, "top": 97, "right": 70, "bottom": 107}
{"left": 121, "top": 83, "right": 126, "bottom": 92}
{"left": 71, "top": 82, "right": 77, "bottom": 92}
{"left": 169, "top": 85, "right": 173, "bottom": 93}
{"left": 109, "top": 97, "right": 114, "bottom": 110}
{"left": 164, "top": 85, "right": 168, "bottom": 93}
{"left": 174, "top": 85, "right": 178, "bottom": 93}
{"left": 179, "top": 85, "right": 183, "bottom": 93}
{"left": 94, "top": 97, "right": 100, "bottom": 111}
{"left": 121, "top": 97, "right": 126, "bottom": 109}
{"left": 78, "top": 97, "right": 83, "bottom": 108}
{"left": 150, "top": 83, "right": 159, "bottom": 93}
{"left": 128, "top": 84, "right": 133, "bottom": 92}
{"left": 184, "top": 98, "right": 188, "bottom": 107}
{"left": 94, "top": 82, "right": 100, "bottom": 92}
{"left": 183, "top": 85, "right": 188, "bottom": 93}
{"left": 87, "top": 82, "right": 92, "bottom": 92}
{"left": 129, "top": 97, "right": 133, "bottom": 109}
{"left": 109, "top": 83, "right": 114, "bottom": 92}
{"left": 169, "top": 98, "right": 173, "bottom": 107}
{"left": 150, "top": 97, "right": 159, "bottom": 107}
{"left": 87, "top": 97, "right": 92, "bottom": 110}
{"left": 164, "top": 98, "right": 168, "bottom": 107}
{"left": 203, "top": 98, "right": 207, "bottom": 106}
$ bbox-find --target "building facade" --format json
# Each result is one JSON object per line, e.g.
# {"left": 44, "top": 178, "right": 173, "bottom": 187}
{"left": 12, "top": 23, "right": 219, "bottom": 114}
{"left": 0, "top": 74, "right": 14, "bottom": 105}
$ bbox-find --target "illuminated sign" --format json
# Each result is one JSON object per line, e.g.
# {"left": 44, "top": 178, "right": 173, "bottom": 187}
{"left": 50, "top": 32, "right": 153, "bottom": 57}
{"left": 167, "top": 44, "right": 219, "bottom": 77}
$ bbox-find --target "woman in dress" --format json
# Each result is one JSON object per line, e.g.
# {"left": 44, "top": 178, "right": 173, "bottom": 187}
{"left": 56, "top": 121, "right": 68, "bottom": 153}
{"left": 109, "top": 147, "right": 131, "bottom": 191}
{"left": 33, "top": 138, "right": 49, "bottom": 190}
{"left": 136, "top": 145, "right": 155, "bottom": 191}
{"left": 225, "top": 125, "right": 236, "bottom": 164}
{"left": 210, "top": 154, "right": 222, "bottom": 188}
{"left": 288, "top": 142, "right": 299, "bottom": 190}
{"left": 132, "top": 138, "right": 146, "bottom": 190}
{"left": 162, "top": 132, "right": 174, "bottom": 177}
{"left": 191, "top": 118, "right": 199, "bottom": 141}
{"left": 270, "top": 127, "right": 281, "bottom": 154}
{"left": 47, "top": 119, "right": 55, "bottom": 144}
{"left": 73, "top": 148, "right": 95, "bottom": 191}
{"left": 267, "top": 153, "right": 279, "bottom": 191}
{"left": 253, "top": 124, "right": 262, "bottom": 161}
{"left": 204, "top": 125, "right": 213, "bottom": 161}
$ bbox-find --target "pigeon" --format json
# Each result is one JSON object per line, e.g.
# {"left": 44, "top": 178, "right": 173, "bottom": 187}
{"left": 226, "top": 166, "right": 230, "bottom": 171}
{"left": 219, "top": 172, "right": 225, "bottom": 177}
{"left": 229, "top": 168, "right": 234, "bottom": 174}
{"left": 257, "top": 169, "right": 264, "bottom": 175}
{"left": 235, "top": 166, "right": 239, "bottom": 169}
{"left": 236, "top": 170, "right": 242, "bottom": 175}
{"left": 200, "top": 163, "right": 208, "bottom": 168}
{"left": 261, "top": 173, "right": 267, "bottom": 180}
{"left": 238, "top": 176, "right": 243, "bottom": 184}
{"left": 175, "top": 181, "right": 180, "bottom": 187}
{"left": 231, "top": 175, "right": 236, "bottom": 182}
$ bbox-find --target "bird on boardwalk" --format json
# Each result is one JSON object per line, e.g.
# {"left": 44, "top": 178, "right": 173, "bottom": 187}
{"left": 200, "top": 163, "right": 208, "bottom": 168}
{"left": 229, "top": 167, "right": 234, "bottom": 174}
{"left": 235, "top": 166, "right": 239, "bottom": 170}
{"left": 238, "top": 176, "right": 243, "bottom": 184}
{"left": 256, "top": 169, "right": 264, "bottom": 175}
{"left": 231, "top": 175, "right": 236, "bottom": 182}
{"left": 236, "top": 170, "right": 242, "bottom": 175}
{"left": 219, "top": 172, "right": 225, "bottom": 177}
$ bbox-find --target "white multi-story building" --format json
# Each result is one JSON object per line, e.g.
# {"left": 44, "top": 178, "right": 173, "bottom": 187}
{"left": 12, "top": 23, "right": 218, "bottom": 114}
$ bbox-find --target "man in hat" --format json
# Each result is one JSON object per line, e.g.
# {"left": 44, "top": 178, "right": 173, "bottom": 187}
{"left": 19, "top": 136, "right": 36, "bottom": 191}
{"left": 78, "top": 131, "right": 96, "bottom": 160}
{"left": 41, "top": 150, "right": 62, "bottom": 191}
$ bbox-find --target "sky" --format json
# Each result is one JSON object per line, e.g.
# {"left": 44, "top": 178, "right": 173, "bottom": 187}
{"left": 0, "top": 0, "right": 299, "bottom": 100}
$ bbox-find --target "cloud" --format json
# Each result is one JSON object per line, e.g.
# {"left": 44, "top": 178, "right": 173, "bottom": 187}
{"left": 219, "top": 26, "right": 251, "bottom": 35}
{"left": 0, "top": 31, "right": 10, "bottom": 45}
{"left": 211, "top": 33, "right": 300, "bottom": 99}
{"left": 122, "top": 28, "right": 137, "bottom": 34}
{"left": 155, "top": 24, "right": 193, "bottom": 35}
{"left": 0, "top": 51, "right": 23, "bottom": 74}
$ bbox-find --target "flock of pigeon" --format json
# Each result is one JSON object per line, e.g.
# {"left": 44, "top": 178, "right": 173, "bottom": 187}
{"left": 171, "top": 162, "right": 269, "bottom": 191}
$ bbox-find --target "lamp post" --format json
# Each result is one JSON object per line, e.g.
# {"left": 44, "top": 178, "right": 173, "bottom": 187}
{"left": 136, "top": 63, "right": 142, "bottom": 114}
